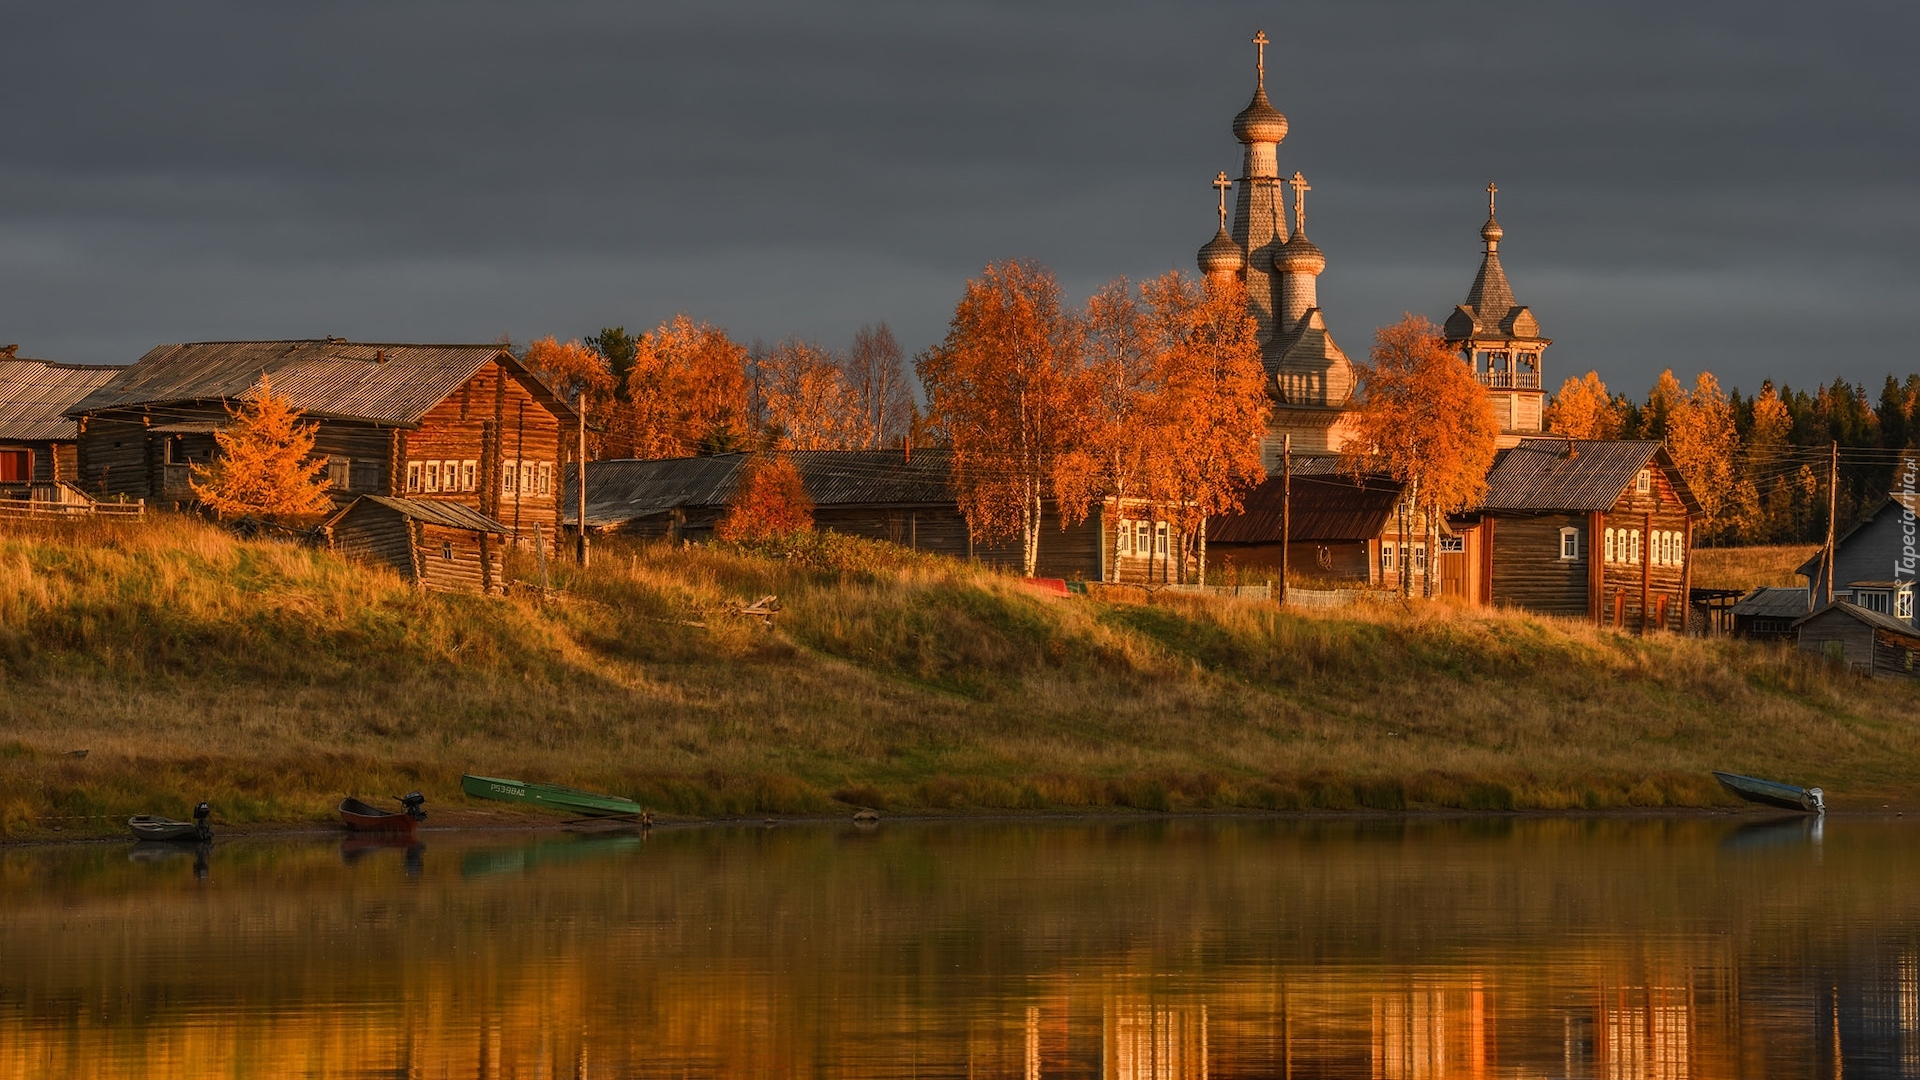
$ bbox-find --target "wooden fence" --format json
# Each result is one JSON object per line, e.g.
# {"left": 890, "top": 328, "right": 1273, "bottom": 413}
{"left": 0, "top": 498, "right": 144, "bottom": 521}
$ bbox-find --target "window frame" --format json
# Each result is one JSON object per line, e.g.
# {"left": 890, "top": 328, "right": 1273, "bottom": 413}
{"left": 462, "top": 460, "right": 478, "bottom": 492}
{"left": 1635, "top": 469, "right": 1651, "bottom": 494}
{"left": 405, "top": 462, "right": 422, "bottom": 493}
{"left": 1382, "top": 542, "right": 1397, "bottom": 574}
{"left": 1153, "top": 521, "right": 1168, "bottom": 557}
{"left": 1559, "top": 527, "right": 1579, "bottom": 561}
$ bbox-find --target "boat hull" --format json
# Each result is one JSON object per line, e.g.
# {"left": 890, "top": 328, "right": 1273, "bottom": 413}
{"left": 339, "top": 797, "right": 420, "bottom": 835}
{"left": 128, "top": 816, "right": 210, "bottom": 843}
{"left": 1714, "top": 771, "right": 1825, "bottom": 813}
{"left": 461, "top": 774, "right": 642, "bottom": 817}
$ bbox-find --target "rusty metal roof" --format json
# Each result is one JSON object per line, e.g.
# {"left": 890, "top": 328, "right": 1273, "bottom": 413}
{"left": 1731, "top": 586, "right": 1810, "bottom": 619}
{"left": 329, "top": 495, "right": 509, "bottom": 534}
{"left": 1209, "top": 473, "right": 1403, "bottom": 544}
{"left": 1479, "top": 439, "right": 1703, "bottom": 514}
{"left": 565, "top": 450, "right": 960, "bottom": 527}
{"left": 67, "top": 340, "right": 576, "bottom": 427}
{"left": 0, "top": 358, "right": 125, "bottom": 441}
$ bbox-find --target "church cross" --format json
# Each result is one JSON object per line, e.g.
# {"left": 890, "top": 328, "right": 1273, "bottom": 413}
{"left": 1252, "top": 30, "right": 1269, "bottom": 81}
{"left": 1486, "top": 181, "right": 1498, "bottom": 217}
{"left": 1213, "top": 171, "right": 1231, "bottom": 229}
{"left": 1291, "top": 171, "right": 1310, "bottom": 234}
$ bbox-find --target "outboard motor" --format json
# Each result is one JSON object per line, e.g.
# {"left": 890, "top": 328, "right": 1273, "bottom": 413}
{"left": 398, "top": 791, "right": 428, "bottom": 822}
{"left": 193, "top": 802, "right": 213, "bottom": 841}
{"left": 1805, "top": 787, "right": 1826, "bottom": 815}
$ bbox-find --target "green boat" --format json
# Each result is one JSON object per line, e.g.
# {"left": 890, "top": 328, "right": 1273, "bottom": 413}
{"left": 460, "top": 774, "right": 643, "bottom": 817}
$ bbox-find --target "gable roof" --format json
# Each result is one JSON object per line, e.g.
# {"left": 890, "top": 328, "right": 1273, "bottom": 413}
{"left": 1795, "top": 494, "right": 1918, "bottom": 577}
{"left": 1730, "top": 586, "right": 1810, "bottom": 619}
{"left": 1479, "top": 439, "right": 1704, "bottom": 515}
{"left": 328, "top": 495, "right": 509, "bottom": 534}
{"left": 1209, "top": 473, "right": 1403, "bottom": 544}
{"left": 1791, "top": 599, "right": 1920, "bottom": 640}
{"left": 0, "top": 358, "right": 125, "bottom": 441}
{"left": 67, "top": 340, "right": 575, "bottom": 427}
{"left": 566, "top": 450, "right": 958, "bottom": 528}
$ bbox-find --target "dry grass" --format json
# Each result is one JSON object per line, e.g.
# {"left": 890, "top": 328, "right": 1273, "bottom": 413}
{"left": 0, "top": 515, "right": 1915, "bottom": 836}
{"left": 1690, "top": 544, "right": 1819, "bottom": 591}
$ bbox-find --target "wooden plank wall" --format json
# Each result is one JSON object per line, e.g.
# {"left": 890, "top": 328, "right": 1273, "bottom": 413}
{"left": 75, "top": 415, "right": 155, "bottom": 500}
{"left": 412, "top": 523, "right": 494, "bottom": 593}
{"left": 330, "top": 506, "right": 416, "bottom": 581}
{"left": 1797, "top": 612, "right": 1873, "bottom": 672}
{"left": 1488, "top": 511, "right": 1590, "bottom": 618}
{"left": 401, "top": 364, "right": 563, "bottom": 550}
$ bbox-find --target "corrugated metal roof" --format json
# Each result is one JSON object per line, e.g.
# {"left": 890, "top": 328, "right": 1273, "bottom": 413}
{"left": 1796, "top": 495, "right": 1914, "bottom": 578}
{"left": 67, "top": 340, "right": 577, "bottom": 427}
{"left": 1792, "top": 599, "right": 1920, "bottom": 639}
{"left": 1209, "top": 474, "right": 1402, "bottom": 544}
{"left": 565, "top": 450, "right": 960, "bottom": 527}
{"left": 1479, "top": 438, "right": 1704, "bottom": 514}
{"left": 0, "top": 358, "right": 125, "bottom": 441}
{"left": 1731, "top": 586, "right": 1810, "bottom": 619}
{"left": 330, "top": 495, "right": 510, "bottom": 534}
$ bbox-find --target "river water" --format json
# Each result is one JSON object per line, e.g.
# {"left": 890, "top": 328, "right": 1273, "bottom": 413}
{"left": 0, "top": 816, "right": 1913, "bottom": 1078}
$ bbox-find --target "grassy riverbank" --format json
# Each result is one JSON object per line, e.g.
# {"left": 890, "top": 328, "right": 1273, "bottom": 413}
{"left": 0, "top": 516, "right": 1913, "bottom": 837}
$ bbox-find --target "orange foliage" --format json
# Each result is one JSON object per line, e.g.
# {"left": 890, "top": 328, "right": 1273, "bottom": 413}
{"left": 522, "top": 336, "right": 614, "bottom": 402}
{"left": 613, "top": 315, "right": 751, "bottom": 459}
{"left": 1344, "top": 316, "right": 1499, "bottom": 594}
{"left": 1139, "top": 273, "right": 1270, "bottom": 584}
{"left": 1663, "top": 370, "right": 1740, "bottom": 528}
{"left": 1545, "top": 371, "right": 1624, "bottom": 440}
{"left": 189, "top": 374, "right": 335, "bottom": 520}
{"left": 715, "top": 455, "right": 814, "bottom": 542}
{"left": 916, "top": 260, "right": 1090, "bottom": 576}
{"left": 1061, "top": 277, "right": 1156, "bottom": 581}
{"left": 757, "top": 340, "right": 864, "bottom": 451}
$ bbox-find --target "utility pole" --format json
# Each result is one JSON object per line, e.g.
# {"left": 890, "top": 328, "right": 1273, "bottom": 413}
{"left": 1824, "top": 439, "right": 1838, "bottom": 606}
{"left": 575, "top": 393, "right": 590, "bottom": 567}
{"left": 1280, "top": 434, "right": 1290, "bottom": 607}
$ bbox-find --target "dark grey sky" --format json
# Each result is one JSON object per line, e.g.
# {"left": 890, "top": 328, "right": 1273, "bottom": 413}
{"left": 3, "top": 1, "right": 1915, "bottom": 398}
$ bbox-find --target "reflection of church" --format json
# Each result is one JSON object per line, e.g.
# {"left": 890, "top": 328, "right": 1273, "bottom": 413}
{"left": 1195, "top": 32, "right": 1552, "bottom": 457}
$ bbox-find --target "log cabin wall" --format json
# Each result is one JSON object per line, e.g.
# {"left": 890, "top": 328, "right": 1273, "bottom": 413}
{"left": 399, "top": 363, "right": 562, "bottom": 552}
{"left": 412, "top": 523, "right": 495, "bottom": 593}
{"left": 330, "top": 504, "right": 417, "bottom": 580}
{"left": 75, "top": 415, "right": 156, "bottom": 500}
{"left": 1595, "top": 468, "right": 1691, "bottom": 632}
{"left": 1487, "top": 511, "right": 1592, "bottom": 618}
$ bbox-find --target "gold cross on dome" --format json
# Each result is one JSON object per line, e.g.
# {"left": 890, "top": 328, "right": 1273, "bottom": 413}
{"left": 1213, "top": 171, "right": 1232, "bottom": 228}
{"left": 1291, "top": 171, "right": 1310, "bottom": 234}
{"left": 1253, "top": 30, "right": 1269, "bottom": 79}
{"left": 1487, "top": 181, "right": 1498, "bottom": 216}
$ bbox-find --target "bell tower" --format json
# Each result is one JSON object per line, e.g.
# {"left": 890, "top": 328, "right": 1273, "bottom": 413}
{"left": 1443, "top": 183, "right": 1551, "bottom": 447}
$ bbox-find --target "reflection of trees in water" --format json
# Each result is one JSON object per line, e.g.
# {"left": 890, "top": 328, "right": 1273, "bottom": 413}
{"left": 0, "top": 821, "right": 1918, "bottom": 1077}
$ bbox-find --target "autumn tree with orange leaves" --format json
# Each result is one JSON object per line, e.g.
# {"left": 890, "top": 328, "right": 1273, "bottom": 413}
{"left": 614, "top": 315, "right": 752, "bottom": 459}
{"left": 1139, "top": 273, "right": 1269, "bottom": 584}
{"left": 1545, "top": 371, "right": 1624, "bottom": 440}
{"left": 1343, "top": 315, "right": 1498, "bottom": 597}
{"left": 715, "top": 454, "right": 814, "bottom": 543}
{"left": 916, "top": 260, "right": 1091, "bottom": 577}
{"left": 756, "top": 339, "right": 865, "bottom": 451}
{"left": 190, "top": 375, "right": 336, "bottom": 520}
{"left": 1058, "top": 277, "right": 1157, "bottom": 582}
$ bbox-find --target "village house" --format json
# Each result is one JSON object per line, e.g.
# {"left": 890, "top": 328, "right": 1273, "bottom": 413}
{"left": 325, "top": 495, "right": 512, "bottom": 594}
{"left": 65, "top": 339, "right": 577, "bottom": 550}
{"left": 568, "top": 450, "right": 1117, "bottom": 579}
{"left": 1205, "top": 460, "right": 1419, "bottom": 590}
{"left": 1730, "top": 587, "right": 1811, "bottom": 641}
{"left": 1794, "top": 600, "right": 1920, "bottom": 678}
{"left": 0, "top": 349, "right": 123, "bottom": 494}
{"left": 1797, "top": 493, "right": 1918, "bottom": 626}
{"left": 1460, "top": 438, "right": 1700, "bottom": 629}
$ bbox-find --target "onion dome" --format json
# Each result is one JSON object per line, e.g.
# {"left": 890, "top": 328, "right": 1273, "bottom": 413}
{"left": 1198, "top": 227, "right": 1246, "bottom": 276}
{"left": 1232, "top": 84, "right": 1288, "bottom": 145}
{"left": 1275, "top": 231, "right": 1324, "bottom": 275}
{"left": 1481, "top": 215, "right": 1504, "bottom": 247}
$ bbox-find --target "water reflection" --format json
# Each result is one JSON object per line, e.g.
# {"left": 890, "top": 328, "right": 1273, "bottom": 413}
{"left": 1, "top": 818, "right": 1917, "bottom": 1077}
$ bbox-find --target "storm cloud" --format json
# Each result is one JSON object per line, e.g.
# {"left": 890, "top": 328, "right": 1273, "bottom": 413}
{"left": 1, "top": 0, "right": 1914, "bottom": 396}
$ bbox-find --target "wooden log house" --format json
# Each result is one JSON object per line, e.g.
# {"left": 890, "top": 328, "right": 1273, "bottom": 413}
{"left": 0, "top": 351, "right": 124, "bottom": 490}
{"left": 65, "top": 340, "right": 576, "bottom": 554}
{"left": 1468, "top": 438, "right": 1701, "bottom": 630}
{"left": 325, "top": 495, "right": 511, "bottom": 593}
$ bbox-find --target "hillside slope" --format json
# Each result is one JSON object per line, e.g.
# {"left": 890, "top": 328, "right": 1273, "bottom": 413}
{"left": 0, "top": 516, "right": 1913, "bottom": 835}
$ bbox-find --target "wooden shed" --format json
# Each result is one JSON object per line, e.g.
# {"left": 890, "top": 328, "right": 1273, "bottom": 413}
{"left": 1793, "top": 601, "right": 1920, "bottom": 678}
{"left": 0, "top": 353, "right": 123, "bottom": 490}
{"left": 1730, "top": 587, "right": 1810, "bottom": 641}
{"left": 326, "top": 495, "right": 511, "bottom": 593}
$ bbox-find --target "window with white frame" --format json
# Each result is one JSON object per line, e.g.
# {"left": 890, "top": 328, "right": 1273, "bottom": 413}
{"left": 1636, "top": 469, "right": 1651, "bottom": 494}
{"left": 1134, "top": 521, "right": 1149, "bottom": 556}
{"left": 537, "top": 463, "right": 551, "bottom": 496}
{"left": 1630, "top": 529, "right": 1642, "bottom": 564}
{"left": 1560, "top": 527, "right": 1579, "bottom": 561}
{"left": 1382, "top": 542, "right": 1397, "bottom": 574}
{"left": 1900, "top": 588, "right": 1915, "bottom": 621}
{"left": 1413, "top": 544, "right": 1427, "bottom": 572}
{"left": 1154, "top": 521, "right": 1168, "bottom": 557}
{"left": 462, "top": 460, "right": 477, "bottom": 491}
{"left": 502, "top": 459, "right": 518, "bottom": 495}
{"left": 405, "top": 462, "right": 421, "bottom": 493}
{"left": 1439, "top": 536, "right": 1464, "bottom": 554}
{"left": 1604, "top": 528, "right": 1615, "bottom": 563}
{"left": 425, "top": 461, "right": 442, "bottom": 493}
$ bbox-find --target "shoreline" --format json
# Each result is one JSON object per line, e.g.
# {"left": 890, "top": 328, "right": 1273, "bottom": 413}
{"left": 4, "top": 802, "right": 1880, "bottom": 850}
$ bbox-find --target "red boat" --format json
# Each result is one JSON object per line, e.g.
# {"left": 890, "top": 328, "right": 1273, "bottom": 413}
{"left": 339, "top": 792, "right": 428, "bottom": 834}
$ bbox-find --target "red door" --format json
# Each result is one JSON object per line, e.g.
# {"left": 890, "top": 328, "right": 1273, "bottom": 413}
{"left": 0, "top": 450, "right": 30, "bottom": 484}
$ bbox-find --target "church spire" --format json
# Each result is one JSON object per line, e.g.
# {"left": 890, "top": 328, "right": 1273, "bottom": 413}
{"left": 1443, "top": 182, "right": 1551, "bottom": 446}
